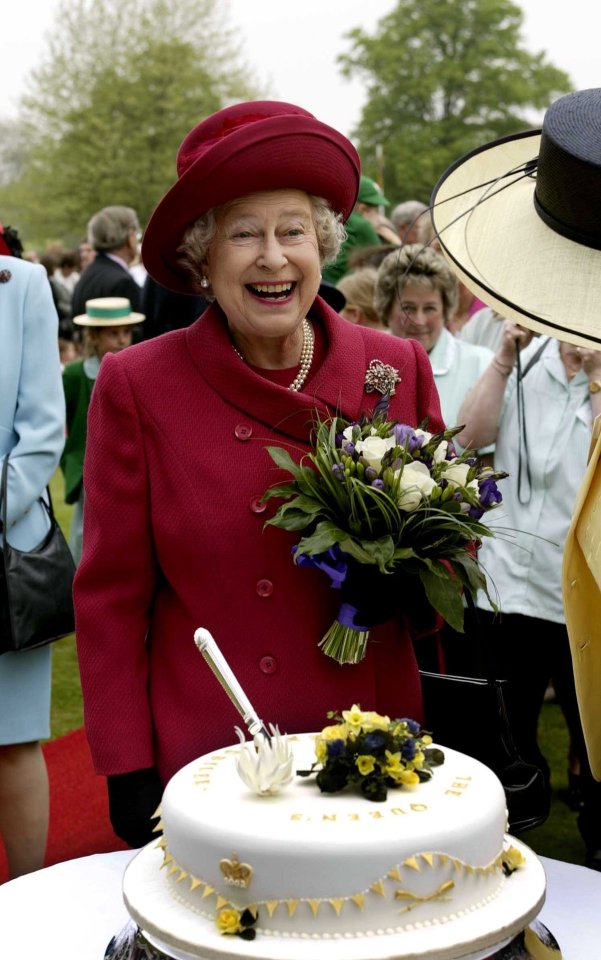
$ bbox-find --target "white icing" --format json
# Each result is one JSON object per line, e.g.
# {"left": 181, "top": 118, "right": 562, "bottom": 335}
{"left": 160, "top": 736, "right": 508, "bottom": 937}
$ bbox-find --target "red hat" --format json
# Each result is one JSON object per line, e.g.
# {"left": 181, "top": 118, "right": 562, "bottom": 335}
{"left": 142, "top": 100, "right": 361, "bottom": 293}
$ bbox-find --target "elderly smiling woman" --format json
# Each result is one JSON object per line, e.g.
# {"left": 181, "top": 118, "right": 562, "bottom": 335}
{"left": 74, "top": 101, "right": 444, "bottom": 847}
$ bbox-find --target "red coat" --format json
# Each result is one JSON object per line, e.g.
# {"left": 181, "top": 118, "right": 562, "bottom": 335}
{"left": 75, "top": 299, "right": 443, "bottom": 783}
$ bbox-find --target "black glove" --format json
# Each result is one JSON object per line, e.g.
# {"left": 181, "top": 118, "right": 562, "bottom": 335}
{"left": 107, "top": 767, "right": 164, "bottom": 848}
{"left": 341, "top": 564, "right": 435, "bottom": 634}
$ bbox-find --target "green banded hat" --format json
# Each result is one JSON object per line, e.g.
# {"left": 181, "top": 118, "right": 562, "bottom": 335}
{"left": 73, "top": 297, "right": 145, "bottom": 327}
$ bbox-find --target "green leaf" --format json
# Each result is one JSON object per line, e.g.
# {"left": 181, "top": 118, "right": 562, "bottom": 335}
{"left": 419, "top": 566, "right": 466, "bottom": 632}
{"left": 295, "top": 521, "right": 348, "bottom": 556}
{"left": 350, "top": 535, "right": 396, "bottom": 572}
{"left": 265, "top": 446, "right": 304, "bottom": 479}
{"left": 261, "top": 482, "right": 298, "bottom": 502}
{"left": 266, "top": 507, "right": 315, "bottom": 532}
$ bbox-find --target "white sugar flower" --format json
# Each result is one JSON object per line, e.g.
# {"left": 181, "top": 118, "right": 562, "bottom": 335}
{"left": 235, "top": 726, "right": 294, "bottom": 796}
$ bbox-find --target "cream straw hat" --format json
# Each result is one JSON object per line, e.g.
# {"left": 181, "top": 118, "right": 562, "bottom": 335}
{"left": 431, "top": 88, "right": 601, "bottom": 349}
{"left": 73, "top": 296, "right": 145, "bottom": 327}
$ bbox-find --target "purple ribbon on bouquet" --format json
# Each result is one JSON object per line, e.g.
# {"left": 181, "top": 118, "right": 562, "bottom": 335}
{"left": 293, "top": 545, "right": 371, "bottom": 631}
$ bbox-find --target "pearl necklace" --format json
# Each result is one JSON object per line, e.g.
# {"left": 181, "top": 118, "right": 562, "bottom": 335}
{"left": 231, "top": 319, "right": 315, "bottom": 392}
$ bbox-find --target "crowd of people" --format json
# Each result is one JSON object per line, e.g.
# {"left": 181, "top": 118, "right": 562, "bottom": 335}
{"left": 1, "top": 92, "right": 599, "bottom": 882}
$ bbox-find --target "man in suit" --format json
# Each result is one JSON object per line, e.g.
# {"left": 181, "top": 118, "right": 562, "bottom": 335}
{"left": 72, "top": 206, "right": 142, "bottom": 318}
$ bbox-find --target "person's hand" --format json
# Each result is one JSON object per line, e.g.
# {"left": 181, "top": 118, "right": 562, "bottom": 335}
{"left": 496, "top": 320, "right": 535, "bottom": 368}
{"left": 579, "top": 347, "right": 601, "bottom": 381}
{"left": 107, "top": 767, "right": 164, "bottom": 848}
{"left": 340, "top": 563, "right": 434, "bottom": 634}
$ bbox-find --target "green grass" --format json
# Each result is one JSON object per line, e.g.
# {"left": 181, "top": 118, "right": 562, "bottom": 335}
{"left": 48, "top": 471, "right": 83, "bottom": 739}
{"left": 47, "top": 472, "right": 586, "bottom": 865}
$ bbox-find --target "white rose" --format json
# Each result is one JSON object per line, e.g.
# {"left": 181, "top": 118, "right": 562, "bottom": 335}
{"left": 433, "top": 440, "right": 448, "bottom": 463}
{"left": 441, "top": 461, "right": 471, "bottom": 488}
{"left": 355, "top": 435, "right": 396, "bottom": 471}
{"left": 396, "top": 461, "right": 437, "bottom": 512}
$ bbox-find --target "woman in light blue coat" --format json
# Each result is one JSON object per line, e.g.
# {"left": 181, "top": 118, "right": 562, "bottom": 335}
{"left": 0, "top": 253, "right": 65, "bottom": 878}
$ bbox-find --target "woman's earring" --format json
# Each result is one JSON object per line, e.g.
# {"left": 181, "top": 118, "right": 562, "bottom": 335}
{"left": 200, "top": 276, "right": 209, "bottom": 288}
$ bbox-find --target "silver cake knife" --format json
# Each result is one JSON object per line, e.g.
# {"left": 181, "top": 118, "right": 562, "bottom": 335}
{"left": 194, "top": 627, "right": 271, "bottom": 740}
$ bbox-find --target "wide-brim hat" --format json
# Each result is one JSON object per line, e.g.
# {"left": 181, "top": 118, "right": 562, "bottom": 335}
{"left": 142, "top": 100, "right": 361, "bottom": 295}
{"left": 73, "top": 297, "right": 145, "bottom": 326}
{"left": 431, "top": 88, "right": 601, "bottom": 348}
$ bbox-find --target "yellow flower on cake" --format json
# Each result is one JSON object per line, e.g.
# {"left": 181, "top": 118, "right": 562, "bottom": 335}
{"left": 412, "top": 751, "right": 425, "bottom": 770}
{"left": 341, "top": 705, "right": 366, "bottom": 731}
{"left": 216, "top": 908, "right": 242, "bottom": 935}
{"left": 356, "top": 755, "right": 376, "bottom": 776}
{"left": 502, "top": 846, "right": 526, "bottom": 875}
{"left": 360, "top": 710, "right": 390, "bottom": 732}
{"left": 383, "top": 750, "right": 404, "bottom": 776}
{"left": 321, "top": 723, "right": 349, "bottom": 741}
{"left": 395, "top": 769, "right": 420, "bottom": 787}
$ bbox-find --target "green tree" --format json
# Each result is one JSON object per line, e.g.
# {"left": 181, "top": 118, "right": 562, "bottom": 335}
{"left": 5, "top": 0, "right": 260, "bottom": 245}
{"left": 339, "top": 0, "right": 572, "bottom": 204}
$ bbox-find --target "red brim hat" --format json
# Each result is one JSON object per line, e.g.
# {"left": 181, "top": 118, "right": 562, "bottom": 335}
{"left": 142, "top": 101, "right": 361, "bottom": 294}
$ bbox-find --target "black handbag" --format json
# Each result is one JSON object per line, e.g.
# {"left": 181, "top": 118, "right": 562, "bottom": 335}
{"left": 419, "top": 669, "right": 550, "bottom": 834}
{"left": 0, "top": 455, "right": 76, "bottom": 654}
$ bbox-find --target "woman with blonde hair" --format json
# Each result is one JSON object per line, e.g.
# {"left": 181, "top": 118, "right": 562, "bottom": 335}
{"left": 336, "top": 267, "right": 385, "bottom": 331}
{"left": 374, "top": 244, "right": 492, "bottom": 432}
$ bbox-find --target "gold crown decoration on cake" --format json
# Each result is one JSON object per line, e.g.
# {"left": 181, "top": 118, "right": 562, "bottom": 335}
{"left": 219, "top": 854, "right": 254, "bottom": 888}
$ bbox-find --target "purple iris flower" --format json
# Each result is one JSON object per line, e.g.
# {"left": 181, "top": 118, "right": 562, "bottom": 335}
{"left": 371, "top": 479, "right": 385, "bottom": 490}
{"left": 327, "top": 739, "right": 345, "bottom": 759}
{"left": 468, "top": 476, "right": 502, "bottom": 519}
{"left": 401, "top": 739, "right": 416, "bottom": 760}
{"left": 344, "top": 442, "right": 355, "bottom": 456}
{"left": 479, "top": 477, "right": 502, "bottom": 508}
{"left": 394, "top": 424, "right": 424, "bottom": 453}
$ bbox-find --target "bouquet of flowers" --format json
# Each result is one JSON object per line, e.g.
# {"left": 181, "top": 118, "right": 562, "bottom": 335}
{"left": 263, "top": 412, "right": 506, "bottom": 665}
{"left": 297, "top": 705, "right": 444, "bottom": 802}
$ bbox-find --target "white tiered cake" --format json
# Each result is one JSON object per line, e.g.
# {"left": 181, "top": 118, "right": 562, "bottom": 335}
{"left": 123, "top": 732, "right": 546, "bottom": 960}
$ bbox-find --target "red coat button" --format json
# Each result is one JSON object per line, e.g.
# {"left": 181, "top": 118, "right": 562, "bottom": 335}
{"left": 250, "top": 496, "right": 267, "bottom": 514}
{"left": 259, "top": 655, "right": 277, "bottom": 674}
{"left": 256, "top": 579, "right": 273, "bottom": 597}
{"left": 234, "top": 424, "right": 253, "bottom": 440}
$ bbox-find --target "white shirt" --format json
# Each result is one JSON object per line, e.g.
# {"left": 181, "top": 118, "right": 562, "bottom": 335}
{"left": 476, "top": 337, "right": 592, "bottom": 623}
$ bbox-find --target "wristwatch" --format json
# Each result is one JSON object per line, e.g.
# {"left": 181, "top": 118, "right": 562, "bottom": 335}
{"left": 589, "top": 380, "right": 601, "bottom": 394}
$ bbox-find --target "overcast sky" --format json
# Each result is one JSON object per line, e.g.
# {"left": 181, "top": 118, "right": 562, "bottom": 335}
{"left": 2, "top": 0, "right": 600, "bottom": 135}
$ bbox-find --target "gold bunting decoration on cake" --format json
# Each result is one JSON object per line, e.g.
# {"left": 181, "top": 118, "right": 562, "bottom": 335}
{"left": 159, "top": 844, "right": 504, "bottom": 926}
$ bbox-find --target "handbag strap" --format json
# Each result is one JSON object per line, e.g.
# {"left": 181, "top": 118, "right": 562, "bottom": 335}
{"left": 463, "top": 590, "right": 498, "bottom": 685}
{"left": 0, "top": 454, "right": 56, "bottom": 536}
{"left": 515, "top": 336, "right": 551, "bottom": 506}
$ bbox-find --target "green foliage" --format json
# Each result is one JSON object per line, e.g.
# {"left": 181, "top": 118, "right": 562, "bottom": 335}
{"left": 3, "top": 0, "right": 260, "bottom": 245}
{"left": 339, "top": 0, "right": 573, "bottom": 201}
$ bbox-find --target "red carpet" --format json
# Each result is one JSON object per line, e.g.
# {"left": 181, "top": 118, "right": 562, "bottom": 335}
{"left": 0, "top": 727, "right": 129, "bottom": 883}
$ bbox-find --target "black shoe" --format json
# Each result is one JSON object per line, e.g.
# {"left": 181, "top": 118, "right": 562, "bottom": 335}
{"left": 558, "top": 772, "right": 585, "bottom": 811}
{"left": 585, "top": 848, "right": 601, "bottom": 871}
